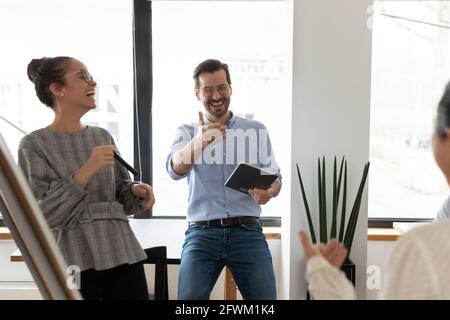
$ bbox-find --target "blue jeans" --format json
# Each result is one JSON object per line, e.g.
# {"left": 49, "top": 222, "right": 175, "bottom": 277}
{"left": 177, "top": 222, "right": 276, "bottom": 300}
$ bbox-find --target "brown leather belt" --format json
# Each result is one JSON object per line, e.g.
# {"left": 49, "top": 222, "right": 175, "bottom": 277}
{"left": 190, "top": 216, "right": 260, "bottom": 227}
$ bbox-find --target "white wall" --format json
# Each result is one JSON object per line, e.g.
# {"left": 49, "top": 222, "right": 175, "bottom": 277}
{"left": 366, "top": 240, "right": 397, "bottom": 300}
{"left": 286, "top": 0, "right": 373, "bottom": 299}
{"left": 0, "top": 239, "right": 41, "bottom": 299}
{"left": 0, "top": 240, "right": 33, "bottom": 282}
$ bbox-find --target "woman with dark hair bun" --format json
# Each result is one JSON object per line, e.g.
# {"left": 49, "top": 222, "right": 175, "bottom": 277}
{"left": 19, "top": 57, "right": 155, "bottom": 300}
{"left": 299, "top": 81, "right": 450, "bottom": 300}
{"left": 27, "top": 57, "right": 72, "bottom": 108}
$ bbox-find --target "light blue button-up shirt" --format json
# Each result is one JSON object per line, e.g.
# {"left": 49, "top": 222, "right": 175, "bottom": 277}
{"left": 166, "top": 113, "right": 282, "bottom": 222}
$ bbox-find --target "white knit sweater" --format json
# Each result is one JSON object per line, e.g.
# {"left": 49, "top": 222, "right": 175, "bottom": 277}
{"left": 306, "top": 220, "right": 450, "bottom": 299}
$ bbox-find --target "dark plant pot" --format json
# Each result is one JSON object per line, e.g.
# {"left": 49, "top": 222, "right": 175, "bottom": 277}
{"left": 306, "top": 257, "right": 355, "bottom": 300}
{"left": 341, "top": 257, "right": 355, "bottom": 285}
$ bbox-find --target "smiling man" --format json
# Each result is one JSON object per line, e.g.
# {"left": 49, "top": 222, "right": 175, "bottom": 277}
{"left": 166, "top": 59, "right": 282, "bottom": 300}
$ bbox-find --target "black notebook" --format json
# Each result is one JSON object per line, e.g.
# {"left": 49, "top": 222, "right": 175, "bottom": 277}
{"left": 224, "top": 163, "right": 278, "bottom": 194}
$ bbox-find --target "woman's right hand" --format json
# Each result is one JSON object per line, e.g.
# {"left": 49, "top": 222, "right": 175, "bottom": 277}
{"left": 74, "top": 145, "right": 116, "bottom": 188}
{"left": 196, "top": 111, "right": 226, "bottom": 150}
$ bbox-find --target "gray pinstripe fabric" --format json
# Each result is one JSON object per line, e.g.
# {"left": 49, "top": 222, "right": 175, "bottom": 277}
{"left": 18, "top": 126, "right": 147, "bottom": 271}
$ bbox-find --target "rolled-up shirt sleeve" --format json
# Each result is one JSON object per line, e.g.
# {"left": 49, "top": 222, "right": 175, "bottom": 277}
{"left": 166, "top": 125, "right": 193, "bottom": 180}
{"left": 258, "top": 126, "right": 282, "bottom": 188}
{"left": 18, "top": 141, "right": 88, "bottom": 230}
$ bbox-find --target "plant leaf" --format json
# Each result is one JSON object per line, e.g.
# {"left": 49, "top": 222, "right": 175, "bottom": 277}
{"left": 321, "top": 156, "right": 327, "bottom": 243}
{"left": 318, "top": 158, "right": 323, "bottom": 242}
{"left": 296, "top": 163, "right": 316, "bottom": 244}
{"left": 331, "top": 156, "right": 337, "bottom": 239}
{"left": 338, "top": 159, "right": 347, "bottom": 242}
{"left": 335, "top": 156, "right": 345, "bottom": 212}
{"left": 343, "top": 162, "right": 370, "bottom": 255}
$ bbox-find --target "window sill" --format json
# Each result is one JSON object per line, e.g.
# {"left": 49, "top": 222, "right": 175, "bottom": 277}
{"left": 10, "top": 226, "right": 282, "bottom": 263}
{"left": 263, "top": 227, "right": 281, "bottom": 240}
{"left": 368, "top": 228, "right": 402, "bottom": 241}
{"left": 11, "top": 249, "right": 21, "bottom": 262}
{"left": 5, "top": 225, "right": 402, "bottom": 242}
{"left": 0, "top": 227, "right": 12, "bottom": 240}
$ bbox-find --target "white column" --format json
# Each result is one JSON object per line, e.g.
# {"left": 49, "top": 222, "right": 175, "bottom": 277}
{"left": 283, "top": 0, "right": 373, "bottom": 299}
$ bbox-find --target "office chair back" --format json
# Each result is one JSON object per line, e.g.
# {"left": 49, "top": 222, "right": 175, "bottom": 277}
{"left": 143, "top": 246, "right": 169, "bottom": 300}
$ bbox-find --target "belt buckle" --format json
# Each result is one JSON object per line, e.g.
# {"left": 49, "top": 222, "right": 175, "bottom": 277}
{"left": 220, "top": 218, "right": 234, "bottom": 227}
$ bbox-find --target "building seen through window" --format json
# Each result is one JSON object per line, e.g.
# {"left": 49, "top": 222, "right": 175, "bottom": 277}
{"left": 369, "top": 1, "right": 450, "bottom": 219}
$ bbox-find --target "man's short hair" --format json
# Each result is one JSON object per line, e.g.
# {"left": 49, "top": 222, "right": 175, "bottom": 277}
{"left": 193, "top": 59, "right": 232, "bottom": 88}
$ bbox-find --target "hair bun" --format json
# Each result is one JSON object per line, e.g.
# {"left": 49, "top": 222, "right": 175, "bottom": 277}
{"left": 26, "top": 56, "right": 72, "bottom": 108}
{"left": 27, "top": 58, "right": 48, "bottom": 83}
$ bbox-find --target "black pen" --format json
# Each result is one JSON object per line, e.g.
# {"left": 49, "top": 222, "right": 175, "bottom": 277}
{"left": 113, "top": 152, "right": 140, "bottom": 177}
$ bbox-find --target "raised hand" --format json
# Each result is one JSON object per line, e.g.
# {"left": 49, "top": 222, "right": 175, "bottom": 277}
{"left": 299, "top": 230, "right": 348, "bottom": 268}
{"left": 171, "top": 111, "right": 227, "bottom": 175}
{"left": 196, "top": 111, "right": 226, "bottom": 149}
{"left": 299, "top": 230, "right": 320, "bottom": 260}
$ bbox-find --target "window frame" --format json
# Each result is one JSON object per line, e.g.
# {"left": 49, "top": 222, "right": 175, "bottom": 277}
{"left": 368, "top": 3, "right": 450, "bottom": 225}
{"left": 133, "top": 0, "right": 153, "bottom": 218}
{"left": 368, "top": 217, "right": 433, "bottom": 228}
{"left": 132, "top": 0, "right": 281, "bottom": 226}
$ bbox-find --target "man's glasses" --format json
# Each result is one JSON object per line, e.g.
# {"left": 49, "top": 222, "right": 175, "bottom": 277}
{"left": 61, "top": 69, "right": 94, "bottom": 84}
{"left": 199, "top": 84, "right": 230, "bottom": 97}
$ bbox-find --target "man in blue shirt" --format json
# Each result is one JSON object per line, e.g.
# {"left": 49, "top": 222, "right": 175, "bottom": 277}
{"left": 166, "top": 59, "right": 281, "bottom": 300}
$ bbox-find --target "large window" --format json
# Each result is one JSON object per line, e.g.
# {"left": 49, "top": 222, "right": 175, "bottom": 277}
{"left": 151, "top": 1, "right": 292, "bottom": 217}
{"left": 0, "top": 0, "right": 134, "bottom": 163}
{"left": 0, "top": 0, "right": 292, "bottom": 221}
{"left": 369, "top": 1, "right": 450, "bottom": 219}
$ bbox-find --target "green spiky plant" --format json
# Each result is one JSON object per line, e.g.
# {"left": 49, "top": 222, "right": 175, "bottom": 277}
{"left": 296, "top": 156, "right": 370, "bottom": 255}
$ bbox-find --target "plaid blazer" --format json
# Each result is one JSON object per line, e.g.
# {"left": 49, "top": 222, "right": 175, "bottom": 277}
{"left": 18, "top": 126, "right": 146, "bottom": 271}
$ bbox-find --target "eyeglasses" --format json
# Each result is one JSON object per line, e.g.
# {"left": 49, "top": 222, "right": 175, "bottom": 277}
{"left": 199, "top": 84, "right": 230, "bottom": 97}
{"left": 61, "top": 69, "right": 94, "bottom": 84}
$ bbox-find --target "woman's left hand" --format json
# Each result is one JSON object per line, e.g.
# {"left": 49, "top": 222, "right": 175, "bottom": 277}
{"left": 131, "top": 183, "right": 155, "bottom": 210}
{"left": 299, "top": 230, "right": 347, "bottom": 268}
